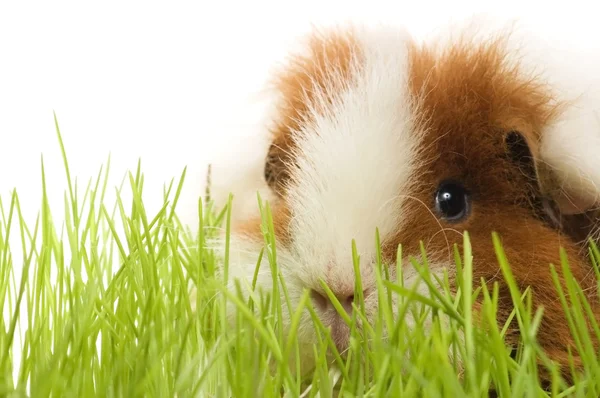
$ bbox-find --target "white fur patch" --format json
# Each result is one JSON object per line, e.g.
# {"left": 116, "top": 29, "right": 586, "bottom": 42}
{"left": 284, "top": 27, "right": 425, "bottom": 293}
{"left": 539, "top": 78, "right": 600, "bottom": 212}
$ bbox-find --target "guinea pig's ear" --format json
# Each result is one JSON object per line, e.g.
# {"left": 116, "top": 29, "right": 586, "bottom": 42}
{"left": 504, "top": 130, "right": 599, "bottom": 241}
{"left": 504, "top": 130, "right": 570, "bottom": 229}
{"left": 505, "top": 129, "right": 598, "bottom": 215}
{"left": 535, "top": 150, "right": 599, "bottom": 216}
{"left": 504, "top": 131, "right": 539, "bottom": 183}
{"left": 264, "top": 142, "right": 291, "bottom": 195}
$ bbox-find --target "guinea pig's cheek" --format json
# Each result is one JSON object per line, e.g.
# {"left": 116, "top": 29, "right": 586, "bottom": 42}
{"left": 216, "top": 227, "right": 313, "bottom": 325}
{"left": 394, "top": 256, "right": 458, "bottom": 311}
{"left": 218, "top": 234, "right": 265, "bottom": 288}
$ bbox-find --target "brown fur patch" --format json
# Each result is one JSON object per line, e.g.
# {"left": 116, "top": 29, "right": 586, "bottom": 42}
{"left": 235, "top": 201, "right": 292, "bottom": 245}
{"left": 386, "top": 33, "right": 600, "bottom": 380}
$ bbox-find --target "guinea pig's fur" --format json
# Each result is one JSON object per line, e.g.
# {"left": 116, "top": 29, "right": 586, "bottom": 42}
{"left": 209, "top": 23, "right": 600, "bottom": 382}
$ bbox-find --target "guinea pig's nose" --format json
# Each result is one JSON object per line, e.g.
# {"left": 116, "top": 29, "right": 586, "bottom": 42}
{"left": 310, "top": 287, "right": 368, "bottom": 314}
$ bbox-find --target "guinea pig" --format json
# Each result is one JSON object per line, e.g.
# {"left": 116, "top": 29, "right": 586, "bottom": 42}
{"left": 211, "top": 22, "right": 600, "bottom": 382}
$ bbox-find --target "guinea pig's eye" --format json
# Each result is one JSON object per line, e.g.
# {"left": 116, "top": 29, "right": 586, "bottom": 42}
{"left": 434, "top": 180, "right": 470, "bottom": 222}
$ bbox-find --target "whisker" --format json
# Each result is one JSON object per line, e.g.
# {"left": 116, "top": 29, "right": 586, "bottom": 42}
{"left": 379, "top": 193, "right": 453, "bottom": 263}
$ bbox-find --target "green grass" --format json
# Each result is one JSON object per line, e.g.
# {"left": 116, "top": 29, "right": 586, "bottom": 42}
{"left": 1, "top": 117, "right": 600, "bottom": 397}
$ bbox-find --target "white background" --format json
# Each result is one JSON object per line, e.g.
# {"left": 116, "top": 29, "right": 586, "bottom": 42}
{"left": 1, "top": 0, "right": 599, "bottom": 387}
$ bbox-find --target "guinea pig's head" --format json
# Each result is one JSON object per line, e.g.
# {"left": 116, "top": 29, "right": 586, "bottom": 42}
{"left": 220, "top": 25, "right": 600, "bottom": 378}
